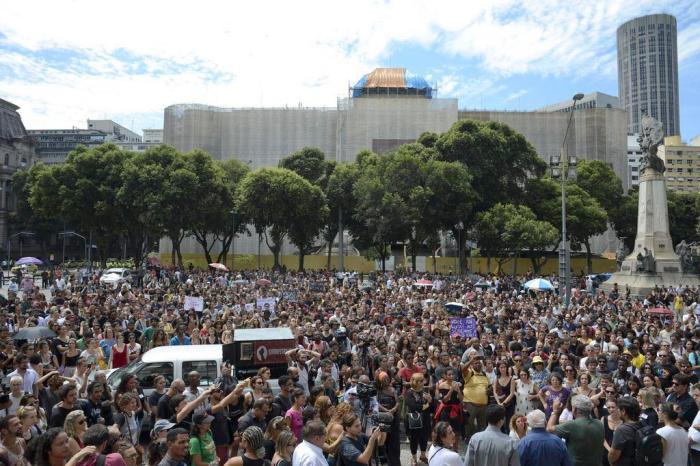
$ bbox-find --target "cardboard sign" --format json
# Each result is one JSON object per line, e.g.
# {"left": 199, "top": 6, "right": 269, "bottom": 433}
{"left": 184, "top": 296, "right": 204, "bottom": 313}
{"left": 256, "top": 297, "right": 276, "bottom": 311}
{"left": 450, "top": 317, "right": 477, "bottom": 338}
{"left": 244, "top": 303, "right": 255, "bottom": 313}
{"left": 309, "top": 282, "right": 326, "bottom": 292}
{"left": 282, "top": 291, "right": 298, "bottom": 302}
{"left": 253, "top": 339, "right": 294, "bottom": 365}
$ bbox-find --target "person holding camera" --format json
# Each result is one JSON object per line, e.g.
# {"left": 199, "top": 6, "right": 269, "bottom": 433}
{"left": 337, "top": 413, "right": 385, "bottom": 466}
{"left": 405, "top": 373, "right": 433, "bottom": 466}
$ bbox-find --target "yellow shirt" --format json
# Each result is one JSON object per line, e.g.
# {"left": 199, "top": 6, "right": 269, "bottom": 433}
{"left": 462, "top": 368, "right": 489, "bottom": 405}
{"left": 628, "top": 352, "right": 645, "bottom": 369}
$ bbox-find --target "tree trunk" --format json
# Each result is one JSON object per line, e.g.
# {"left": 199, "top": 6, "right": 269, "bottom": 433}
{"left": 432, "top": 250, "right": 437, "bottom": 274}
{"left": 584, "top": 240, "right": 593, "bottom": 274}
{"left": 298, "top": 249, "right": 305, "bottom": 271}
{"left": 326, "top": 240, "right": 332, "bottom": 270}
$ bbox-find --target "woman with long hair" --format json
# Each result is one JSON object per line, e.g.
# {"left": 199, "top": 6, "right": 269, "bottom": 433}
{"left": 257, "top": 367, "right": 272, "bottom": 390}
{"left": 114, "top": 393, "right": 141, "bottom": 459}
{"left": 20, "top": 394, "right": 47, "bottom": 433}
{"left": 508, "top": 415, "right": 528, "bottom": 442}
{"left": 425, "top": 421, "right": 461, "bottom": 466}
{"left": 573, "top": 372, "right": 595, "bottom": 398}
{"left": 99, "top": 326, "right": 116, "bottom": 360}
{"left": 514, "top": 369, "right": 538, "bottom": 417}
{"left": 63, "top": 410, "right": 86, "bottom": 456}
{"left": 313, "top": 396, "right": 333, "bottom": 425}
{"left": 375, "top": 372, "right": 400, "bottom": 466}
{"left": 17, "top": 406, "right": 41, "bottom": 443}
{"left": 271, "top": 430, "right": 295, "bottom": 466}
{"left": 224, "top": 426, "right": 266, "bottom": 466}
{"left": 538, "top": 373, "right": 570, "bottom": 418}
{"left": 61, "top": 339, "right": 80, "bottom": 377}
{"left": 151, "top": 328, "right": 168, "bottom": 349}
{"left": 325, "top": 403, "right": 352, "bottom": 465}
{"left": 405, "top": 373, "right": 432, "bottom": 466}
{"left": 337, "top": 413, "right": 385, "bottom": 466}
{"left": 25, "top": 428, "right": 71, "bottom": 466}
{"left": 109, "top": 334, "right": 128, "bottom": 369}
{"left": 434, "top": 367, "right": 462, "bottom": 451}
{"left": 38, "top": 341, "right": 58, "bottom": 371}
{"left": 284, "top": 389, "right": 306, "bottom": 444}
{"left": 493, "top": 360, "right": 515, "bottom": 432}
{"left": 602, "top": 399, "right": 621, "bottom": 466}
{"left": 189, "top": 412, "right": 217, "bottom": 466}
{"left": 263, "top": 417, "right": 290, "bottom": 462}
{"left": 243, "top": 376, "right": 266, "bottom": 413}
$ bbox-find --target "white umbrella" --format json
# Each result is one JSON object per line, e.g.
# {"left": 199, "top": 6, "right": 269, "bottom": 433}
{"left": 523, "top": 278, "right": 554, "bottom": 291}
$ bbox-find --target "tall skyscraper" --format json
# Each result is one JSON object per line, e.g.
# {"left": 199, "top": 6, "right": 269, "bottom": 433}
{"left": 617, "top": 14, "right": 680, "bottom": 137}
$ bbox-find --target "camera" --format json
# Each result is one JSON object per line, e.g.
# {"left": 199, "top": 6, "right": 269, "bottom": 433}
{"left": 370, "top": 412, "right": 394, "bottom": 432}
{"left": 356, "top": 382, "right": 377, "bottom": 399}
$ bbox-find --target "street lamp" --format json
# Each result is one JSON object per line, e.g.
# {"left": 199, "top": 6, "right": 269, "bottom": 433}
{"left": 455, "top": 222, "right": 464, "bottom": 275}
{"left": 229, "top": 211, "right": 238, "bottom": 271}
{"left": 6, "top": 231, "right": 35, "bottom": 276}
{"left": 58, "top": 231, "right": 87, "bottom": 266}
{"left": 550, "top": 92, "right": 584, "bottom": 309}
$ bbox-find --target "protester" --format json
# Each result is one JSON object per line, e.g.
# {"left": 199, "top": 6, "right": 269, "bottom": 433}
{"left": 547, "top": 395, "right": 604, "bottom": 466}
{"left": 291, "top": 420, "right": 327, "bottom": 466}
{"left": 656, "top": 402, "right": 688, "bottom": 466}
{"left": 517, "top": 410, "right": 571, "bottom": 466}
{"left": 426, "top": 422, "right": 462, "bottom": 466}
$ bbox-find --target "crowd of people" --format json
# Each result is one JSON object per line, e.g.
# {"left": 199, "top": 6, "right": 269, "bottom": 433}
{"left": 1, "top": 265, "right": 700, "bottom": 466}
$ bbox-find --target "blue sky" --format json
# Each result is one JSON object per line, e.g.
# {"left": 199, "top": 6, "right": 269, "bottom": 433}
{"left": 1, "top": 0, "right": 700, "bottom": 141}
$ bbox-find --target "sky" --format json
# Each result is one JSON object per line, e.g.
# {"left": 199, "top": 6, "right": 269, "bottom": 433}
{"left": 1, "top": 0, "right": 700, "bottom": 141}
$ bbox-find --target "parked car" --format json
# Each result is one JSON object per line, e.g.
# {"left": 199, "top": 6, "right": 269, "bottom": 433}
{"left": 99, "top": 268, "right": 132, "bottom": 286}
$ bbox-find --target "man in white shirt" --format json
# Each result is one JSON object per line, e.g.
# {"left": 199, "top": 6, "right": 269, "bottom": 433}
{"left": 689, "top": 384, "right": 700, "bottom": 466}
{"left": 292, "top": 420, "right": 328, "bottom": 466}
{"left": 6, "top": 354, "right": 39, "bottom": 396}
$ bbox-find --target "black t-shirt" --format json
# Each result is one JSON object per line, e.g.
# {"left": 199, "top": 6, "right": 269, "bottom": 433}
{"left": 610, "top": 422, "right": 640, "bottom": 466}
{"left": 50, "top": 405, "right": 73, "bottom": 428}
{"left": 156, "top": 394, "right": 172, "bottom": 420}
{"left": 339, "top": 435, "right": 369, "bottom": 466}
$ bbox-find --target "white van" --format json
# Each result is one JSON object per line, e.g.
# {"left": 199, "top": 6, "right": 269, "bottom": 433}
{"left": 106, "top": 344, "right": 280, "bottom": 396}
{"left": 107, "top": 344, "right": 223, "bottom": 397}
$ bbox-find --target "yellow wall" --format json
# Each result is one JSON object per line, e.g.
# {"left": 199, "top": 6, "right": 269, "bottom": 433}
{"left": 160, "top": 253, "right": 616, "bottom": 274}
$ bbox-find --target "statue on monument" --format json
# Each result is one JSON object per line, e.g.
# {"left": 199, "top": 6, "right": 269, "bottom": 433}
{"left": 675, "top": 240, "right": 696, "bottom": 273}
{"left": 637, "top": 113, "right": 665, "bottom": 174}
{"left": 616, "top": 242, "right": 630, "bottom": 271}
{"left": 635, "top": 247, "right": 656, "bottom": 273}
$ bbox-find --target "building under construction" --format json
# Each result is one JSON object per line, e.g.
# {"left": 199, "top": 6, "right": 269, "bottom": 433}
{"left": 162, "top": 68, "right": 627, "bottom": 261}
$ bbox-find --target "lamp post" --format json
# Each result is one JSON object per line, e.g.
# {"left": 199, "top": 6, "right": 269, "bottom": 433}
{"left": 550, "top": 92, "right": 584, "bottom": 309}
{"left": 58, "top": 231, "right": 87, "bottom": 265}
{"left": 455, "top": 222, "right": 464, "bottom": 275}
{"left": 6, "top": 231, "right": 35, "bottom": 277}
{"left": 229, "top": 210, "right": 237, "bottom": 271}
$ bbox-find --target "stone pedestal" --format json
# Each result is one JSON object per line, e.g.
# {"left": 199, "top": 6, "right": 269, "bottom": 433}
{"left": 601, "top": 169, "right": 700, "bottom": 296}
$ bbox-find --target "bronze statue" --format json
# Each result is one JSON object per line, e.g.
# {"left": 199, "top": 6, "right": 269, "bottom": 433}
{"left": 635, "top": 247, "right": 656, "bottom": 273}
{"left": 637, "top": 113, "right": 665, "bottom": 174}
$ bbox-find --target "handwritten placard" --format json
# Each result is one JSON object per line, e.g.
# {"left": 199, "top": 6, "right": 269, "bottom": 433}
{"left": 184, "top": 296, "right": 204, "bottom": 313}
{"left": 449, "top": 317, "right": 477, "bottom": 338}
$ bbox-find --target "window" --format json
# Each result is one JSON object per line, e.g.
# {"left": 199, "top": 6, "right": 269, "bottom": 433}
{"left": 135, "top": 362, "right": 173, "bottom": 389}
{"left": 182, "top": 360, "right": 218, "bottom": 386}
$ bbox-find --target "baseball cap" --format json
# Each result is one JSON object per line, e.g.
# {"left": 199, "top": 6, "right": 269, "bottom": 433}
{"left": 151, "top": 419, "right": 175, "bottom": 436}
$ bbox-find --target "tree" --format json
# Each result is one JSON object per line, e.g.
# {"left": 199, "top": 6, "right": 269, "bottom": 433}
{"left": 325, "top": 163, "right": 360, "bottom": 269}
{"left": 668, "top": 191, "right": 700, "bottom": 245}
{"left": 236, "top": 168, "right": 328, "bottom": 270}
{"left": 10, "top": 165, "right": 61, "bottom": 259}
{"left": 215, "top": 159, "right": 251, "bottom": 265}
{"left": 575, "top": 160, "right": 623, "bottom": 215}
{"left": 473, "top": 203, "right": 557, "bottom": 273}
{"left": 29, "top": 144, "right": 132, "bottom": 265}
{"left": 434, "top": 119, "right": 546, "bottom": 268}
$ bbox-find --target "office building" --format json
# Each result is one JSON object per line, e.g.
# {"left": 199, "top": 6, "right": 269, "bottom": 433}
{"left": 0, "top": 98, "right": 36, "bottom": 244}
{"left": 142, "top": 129, "right": 163, "bottom": 143}
{"left": 617, "top": 14, "right": 680, "bottom": 136}
{"left": 27, "top": 129, "right": 110, "bottom": 164}
{"left": 658, "top": 136, "right": 700, "bottom": 191}
{"left": 537, "top": 92, "right": 621, "bottom": 113}
{"left": 87, "top": 119, "right": 141, "bottom": 142}
{"left": 627, "top": 134, "right": 642, "bottom": 188}
{"left": 691, "top": 134, "right": 700, "bottom": 147}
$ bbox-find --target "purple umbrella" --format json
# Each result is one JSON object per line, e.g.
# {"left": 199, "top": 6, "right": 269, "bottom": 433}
{"left": 15, "top": 257, "right": 43, "bottom": 266}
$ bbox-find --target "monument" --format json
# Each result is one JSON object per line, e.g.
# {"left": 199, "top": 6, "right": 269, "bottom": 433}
{"left": 601, "top": 114, "right": 700, "bottom": 296}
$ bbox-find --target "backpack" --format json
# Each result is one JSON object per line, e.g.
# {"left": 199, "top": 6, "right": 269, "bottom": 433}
{"left": 634, "top": 422, "right": 664, "bottom": 466}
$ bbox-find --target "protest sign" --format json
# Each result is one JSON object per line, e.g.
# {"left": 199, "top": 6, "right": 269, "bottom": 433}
{"left": 256, "top": 297, "right": 277, "bottom": 311}
{"left": 449, "top": 317, "right": 477, "bottom": 338}
{"left": 184, "top": 296, "right": 204, "bottom": 313}
{"left": 282, "top": 291, "right": 298, "bottom": 302}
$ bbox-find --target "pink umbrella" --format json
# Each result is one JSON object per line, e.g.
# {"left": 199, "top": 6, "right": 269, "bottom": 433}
{"left": 647, "top": 307, "right": 673, "bottom": 317}
{"left": 414, "top": 279, "right": 434, "bottom": 288}
{"left": 256, "top": 278, "right": 272, "bottom": 287}
{"left": 209, "top": 263, "right": 229, "bottom": 272}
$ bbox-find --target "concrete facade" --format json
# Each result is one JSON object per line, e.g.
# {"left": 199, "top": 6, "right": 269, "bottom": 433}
{"left": 658, "top": 135, "right": 700, "bottom": 192}
{"left": 627, "top": 134, "right": 642, "bottom": 188}
{"left": 27, "top": 129, "right": 110, "bottom": 164}
{"left": 87, "top": 119, "right": 142, "bottom": 142}
{"left": 0, "top": 98, "right": 36, "bottom": 245}
{"left": 142, "top": 129, "right": 164, "bottom": 143}
{"left": 617, "top": 14, "right": 680, "bottom": 137}
{"left": 537, "top": 92, "right": 621, "bottom": 113}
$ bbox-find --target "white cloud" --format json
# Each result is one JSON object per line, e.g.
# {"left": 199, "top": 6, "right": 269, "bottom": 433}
{"left": 505, "top": 89, "right": 529, "bottom": 102}
{"left": 1, "top": 0, "right": 698, "bottom": 130}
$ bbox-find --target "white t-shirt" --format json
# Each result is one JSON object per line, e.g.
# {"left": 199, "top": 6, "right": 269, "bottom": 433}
{"left": 690, "top": 410, "right": 700, "bottom": 452}
{"left": 657, "top": 425, "right": 689, "bottom": 466}
{"left": 427, "top": 444, "right": 462, "bottom": 466}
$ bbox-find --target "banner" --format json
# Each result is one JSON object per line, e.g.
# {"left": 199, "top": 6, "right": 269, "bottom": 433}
{"left": 449, "top": 317, "right": 477, "bottom": 338}
{"left": 309, "top": 282, "right": 326, "bottom": 292}
{"left": 253, "top": 339, "right": 294, "bottom": 365}
{"left": 256, "top": 297, "right": 276, "bottom": 311}
{"left": 282, "top": 291, "right": 298, "bottom": 302}
{"left": 184, "top": 296, "right": 204, "bottom": 313}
